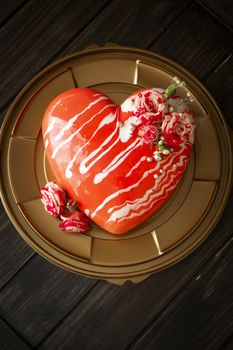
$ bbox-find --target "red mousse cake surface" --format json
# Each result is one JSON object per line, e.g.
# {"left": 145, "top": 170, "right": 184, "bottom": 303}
{"left": 42, "top": 83, "right": 195, "bottom": 234}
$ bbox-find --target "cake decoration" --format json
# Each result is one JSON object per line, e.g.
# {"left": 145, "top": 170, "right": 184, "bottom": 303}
{"left": 40, "top": 181, "right": 89, "bottom": 233}
{"left": 41, "top": 77, "right": 195, "bottom": 234}
{"left": 40, "top": 182, "right": 66, "bottom": 217}
{"left": 59, "top": 211, "right": 89, "bottom": 233}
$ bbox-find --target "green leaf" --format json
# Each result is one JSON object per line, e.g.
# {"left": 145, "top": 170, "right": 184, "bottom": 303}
{"left": 164, "top": 83, "right": 178, "bottom": 99}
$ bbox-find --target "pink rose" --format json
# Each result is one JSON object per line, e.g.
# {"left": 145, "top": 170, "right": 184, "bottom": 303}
{"left": 138, "top": 124, "right": 159, "bottom": 144}
{"left": 40, "top": 182, "right": 66, "bottom": 217}
{"left": 162, "top": 112, "right": 195, "bottom": 147}
{"left": 132, "top": 90, "right": 168, "bottom": 123}
{"left": 59, "top": 211, "right": 89, "bottom": 233}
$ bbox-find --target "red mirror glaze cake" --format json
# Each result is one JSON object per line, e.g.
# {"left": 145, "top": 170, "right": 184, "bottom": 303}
{"left": 42, "top": 78, "right": 195, "bottom": 234}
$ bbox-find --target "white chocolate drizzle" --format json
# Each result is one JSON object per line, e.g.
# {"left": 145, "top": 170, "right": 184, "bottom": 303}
{"left": 55, "top": 95, "right": 109, "bottom": 141}
{"left": 65, "top": 111, "right": 116, "bottom": 178}
{"left": 52, "top": 103, "right": 114, "bottom": 159}
{"left": 94, "top": 139, "right": 141, "bottom": 184}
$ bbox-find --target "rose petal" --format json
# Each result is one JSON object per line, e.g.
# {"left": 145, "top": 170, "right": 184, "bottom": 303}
{"left": 40, "top": 182, "right": 66, "bottom": 217}
{"left": 59, "top": 211, "right": 89, "bottom": 233}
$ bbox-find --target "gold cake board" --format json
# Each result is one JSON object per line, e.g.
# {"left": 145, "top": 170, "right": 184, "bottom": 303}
{"left": 0, "top": 44, "right": 232, "bottom": 285}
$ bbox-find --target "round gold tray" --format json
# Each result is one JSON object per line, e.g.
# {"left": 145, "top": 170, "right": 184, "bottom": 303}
{"left": 0, "top": 44, "right": 232, "bottom": 284}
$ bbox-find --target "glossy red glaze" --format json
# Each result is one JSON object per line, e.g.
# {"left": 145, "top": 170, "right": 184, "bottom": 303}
{"left": 42, "top": 88, "right": 194, "bottom": 234}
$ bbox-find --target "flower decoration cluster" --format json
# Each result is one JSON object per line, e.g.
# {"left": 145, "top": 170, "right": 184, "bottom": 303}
{"left": 123, "top": 77, "right": 195, "bottom": 163}
{"left": 40, "top": 182, "right": 89, "bottom": 233}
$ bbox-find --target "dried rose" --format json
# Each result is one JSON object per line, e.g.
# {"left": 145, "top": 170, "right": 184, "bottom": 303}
{"left": 161, "top": 112, "right": 195, "bottom": 148}
{"left": 121, "top": 89, "right": 168, "bottom": 125}
{"left": 40, "top": 182, "right": 66, "bottom": 217}
{"left": 59, "top": 211, "right": 89, "bottom": 233}
{"left": 134, "top": 90, "right": 167, "bottom": 117}
{"left": 138, "top": 124, "right": 159, "bottom": 144}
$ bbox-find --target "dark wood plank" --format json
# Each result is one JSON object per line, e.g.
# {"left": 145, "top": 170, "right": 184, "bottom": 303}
{"left": 205, "top": 52, "right": 233, "bottom": 128}
{"left": 37, "top": 194, "right": 233, "bottom": 350}
{"left": 0, "top": 317, "right": 31, "bottom": 350}
{"left": 0, "top": 0, "right": 110, "bottom": 111}
{"left": 0, "top": 0, "right": 29, "bottom": 27}
{"left": 0, "top": 255, "right": 97, "bottom": 347}
{"left": 150, "top": 3, "right": 233, "bottom": 78}
{"left": 0, "top": 204, "right": 34, "bottom": 289}
{"left": 61, "top": 0, "right": 193, "bottom": 55}
{"left": 219, "top": 335, "right": 233, "bottom": 350}
{"left": 0, "top": 0, "right": 190, "bottom": 122}
{"left": 130, "top": 237, "right": 233, "bottom": 350}
{"left": 197, "top": 0, "right": 233, "bottom": 32}
{"left": 0, "top": 0, "right": 192, "bottom": 121}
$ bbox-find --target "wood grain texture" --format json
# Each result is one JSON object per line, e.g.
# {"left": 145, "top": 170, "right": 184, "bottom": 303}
{"left": 0, "top": 254, "right": 97, "bottom": 347}
{"left": 197, "top": 0, "right": 233, "bottom": 32}
{"left": 0, "top": 0, "right": 110, "bottom": 110}
{"left": 219, "top": 336, "right": 233, "bottom": 350}
{"left": 61, "top": 0, "right": 193, "bottom": 55}
{"left": 1, "top": 0, "right": 192, "bottom": 118}
{"left": 151, "top": 3, "right": 233, "bottom": 78}
{"left": 130, "top": 237, "right": 233, "bottom": 350}
{"left": 0, "top": 317, "right": 31, "bottom": 350}
{"left": 37, "top": 194, "right": 233, "bottom": 350}
{"left": 0, "top": 0, "right": 29, "bottom": 27}
{"left": 205, "top": 52, "right": 233, "bottom": 127}
{"left": 0, "top": 204, "right": 34, "bottom": 289}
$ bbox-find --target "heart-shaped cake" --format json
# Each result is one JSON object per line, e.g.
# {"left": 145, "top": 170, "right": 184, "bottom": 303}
{"left": 42, "top": 81, "right": 195, "bottom": 234}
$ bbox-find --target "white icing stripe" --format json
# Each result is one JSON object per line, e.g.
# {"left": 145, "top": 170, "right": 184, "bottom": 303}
{"left": 65, "top": 112, "right": 116, "bottom": 178}
{"left": 115, "top": 160, "right": 185, "bottom": 222}
{"left": 119, "top": 165, "right": 186, "bottom": 222}
{"left": 127, "top": 154, "right": 189, "bottom": 220}
{"left": 111, "top": 150, "right": 187, "bottom": 221}
{"left": 51, "top": 104, "right": 115, "bottom": 159}
{"left": 55, "top": 95, "right": 109, "bottom": 141}
{"left": 121, "top": 98, "right": 135, "bottom": 112}
{"left": 104, "top": 139, "right": 140, "bottom": 173}
{"left": 50, "top": 99, "right": 63, "bottom": 115}
{"left": 125, "top": 156, "right": 147, "bottom": 177}
{"left": 44, "top": 118, "right": 56, "bottom": 137}
{"left": 108, "top": 165, "right": 175, "bottom": 222}
{"left": 91, "top": 143, "right": 187, "bottom": 219}
{"left": 94, "top": 139, "right": 141, "bottom": 184}
{"left": 119, "top": 116, "right": 141, "bottom": 142}
{"left": 116, "top": 174, "right": 179, "bottom": 223}
{"left": 79, "top": 117, "right": 119, "bottom": 175}
{"left": 107, "top": 186, "right": 155, "bottom": 222}
{"left": 107, "top": 171, "right": 161, "bottom": 215}
{"left": 91, "top": 156, "right": 165, "bottom": 219}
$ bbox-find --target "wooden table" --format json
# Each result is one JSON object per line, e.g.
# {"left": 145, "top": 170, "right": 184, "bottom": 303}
{"left": 0, "top": 1, "right": 233, "bottom": 349}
